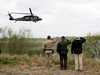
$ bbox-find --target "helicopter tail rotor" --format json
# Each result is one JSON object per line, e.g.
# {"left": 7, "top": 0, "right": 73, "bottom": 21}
{"left": 7, "top": 12, "right": 14, "bottom": 20}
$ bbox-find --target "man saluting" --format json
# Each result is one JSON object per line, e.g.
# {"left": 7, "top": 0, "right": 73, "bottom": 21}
{"left": 43, "top": 35, "right": 57, "bottom": 69}
{"left": 71, "top": 35, "right": 86, "bottom": 71}
{"left": 57, "top": 36, "right": 71, "bottom": 70}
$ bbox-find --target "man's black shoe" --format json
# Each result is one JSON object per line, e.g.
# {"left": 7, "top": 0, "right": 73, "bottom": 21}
{"left": 64, "top": 69, "right": 67, "bottom": 70}
{"left": 60, "top": 69, "right": 63, "bottom": 70}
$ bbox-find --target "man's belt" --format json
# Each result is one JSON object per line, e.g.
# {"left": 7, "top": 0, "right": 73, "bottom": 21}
{"left": 60, "top": 50, "right": 68, "bottom": 53}
{"left": 44, "top": 49, "right": 52, "bottom": 52}
{"left": 45, "top": 49, "right": 52, "bottom": 50}
{"left": 61, "top": 50, "right": 68, "bottom": 51}
{"left": 44, "top": 49, "right": 54, "bottom": 53}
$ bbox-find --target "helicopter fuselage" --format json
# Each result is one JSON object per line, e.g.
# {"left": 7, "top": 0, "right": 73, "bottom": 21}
{"left": 9, "top": 14, "right": 42, "bottom": 23}
{"left": 8, "top": 8, "right": 42, "bottom": 23}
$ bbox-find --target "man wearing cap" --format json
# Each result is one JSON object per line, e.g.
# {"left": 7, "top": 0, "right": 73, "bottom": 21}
{"left": 43, "top": 35, "right": 57, "bottom": 69}
{"left": 71, "top": 35, "right": 86, "bottom": 71}
{"left": 57, "top": 36, "right": 71, "bottom": 70}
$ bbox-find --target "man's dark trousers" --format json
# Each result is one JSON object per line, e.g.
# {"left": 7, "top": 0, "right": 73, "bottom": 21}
{"left": 60, "top": 51, "right": 67, "bottom": 70}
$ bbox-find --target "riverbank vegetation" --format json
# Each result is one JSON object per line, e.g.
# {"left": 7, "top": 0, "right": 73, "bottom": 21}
{"left": 0, "top": 27, "right": 100, "bottom": 74}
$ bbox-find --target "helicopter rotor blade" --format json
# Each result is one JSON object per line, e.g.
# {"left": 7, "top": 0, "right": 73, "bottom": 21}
{"left": 11, "top": 12, "right": 30, "bottom": 14}
{"left": 29, "top": 8, "right": 33, "bottom": 16}
{"left": 34, "top": 12, "right": 50, "bottom": 14}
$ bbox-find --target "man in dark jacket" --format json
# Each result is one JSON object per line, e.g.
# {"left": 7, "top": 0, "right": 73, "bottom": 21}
{"left": 71, "top": 35, "right": 86, "bottom": 71}
{"left": 57, "top": 36, "right": 71, "bottom": 70}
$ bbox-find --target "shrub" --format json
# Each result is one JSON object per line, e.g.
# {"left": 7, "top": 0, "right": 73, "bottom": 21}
{"left": 0, "top": 27, "right": 38, "bottom": 55}
{"left": 84, "top": 33, "right": 100, "bottom": 59}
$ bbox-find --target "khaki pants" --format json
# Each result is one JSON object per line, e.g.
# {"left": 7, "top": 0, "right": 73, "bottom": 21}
{"left": 45, "top": 50, "right": 52, "bottom": 67}
{"left": 74, "top": 53, "right": 83, "bottom": 70}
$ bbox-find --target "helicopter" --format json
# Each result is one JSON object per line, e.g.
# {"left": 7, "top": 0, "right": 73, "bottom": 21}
{"left": 8, "top": 8, "right": 42, "bottom": 23}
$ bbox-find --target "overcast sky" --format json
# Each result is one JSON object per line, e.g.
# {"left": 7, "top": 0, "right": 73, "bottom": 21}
{"left": 0, "top": 0, "right": 100, "bottom": 38}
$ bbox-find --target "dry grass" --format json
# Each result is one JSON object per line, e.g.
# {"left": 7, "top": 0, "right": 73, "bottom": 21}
{"left": 83, "top": 58, "right": 100, "bottom": 72}
{"left": 0, "top": 53, "right": 100, "bottom": 75}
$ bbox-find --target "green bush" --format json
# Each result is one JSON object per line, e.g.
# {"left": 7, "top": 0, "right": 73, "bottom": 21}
{"left": 0, "top": 27, "right": 38, "bottom": 55}
{"left": 0, "top": 27, "right": 8, "bottom": 53}
{"left": 4, "top": 59, "right": 19, "bottom": 66}
{"left": 83, "top": 33, "right": 100, "bottom": 59}
{"left": 7, "top": 28, "right": 35, "bottom": 55}
{"left": 28, "top": 48, "right": 44, "bottom": 57}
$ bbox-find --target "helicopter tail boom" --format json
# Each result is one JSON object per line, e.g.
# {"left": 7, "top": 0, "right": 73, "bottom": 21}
{"left": 8, "top": 14, "right": 14, "bottom": 20}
